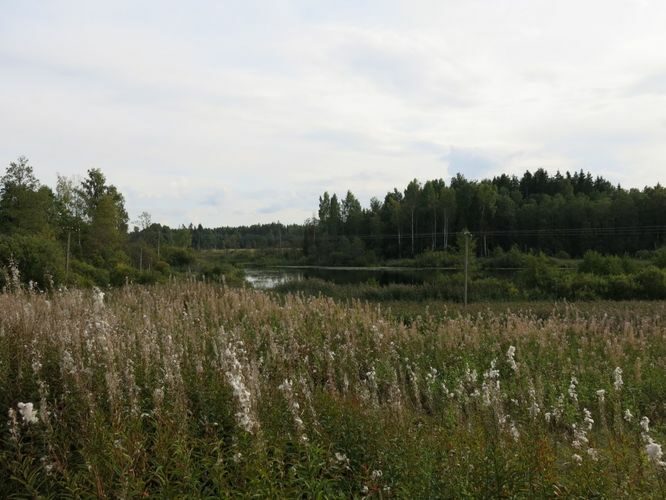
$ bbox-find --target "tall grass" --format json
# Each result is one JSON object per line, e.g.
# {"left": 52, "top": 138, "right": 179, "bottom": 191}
{"left": 1, "top": 282, "right": 666, "bottom": 497}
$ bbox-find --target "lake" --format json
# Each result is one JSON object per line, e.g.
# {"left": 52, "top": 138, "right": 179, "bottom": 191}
{"left": 244, "top": 266, "right": 457, "bottom": 289}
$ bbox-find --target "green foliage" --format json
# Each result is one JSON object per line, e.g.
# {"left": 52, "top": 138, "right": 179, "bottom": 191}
{"left": 70, "top": 259, "right": 110, "bottom": 287}
{"left": 634, "top": 266, "right": 666, "bottom": 299}
{"left": 164, "top": 247, "right": 196, "bottom": 268}
{"left": 2, "top": 284, "right": 666, "bottom": 496}
{"left": 0, "top": 235, "right": 64, "bottom": 289}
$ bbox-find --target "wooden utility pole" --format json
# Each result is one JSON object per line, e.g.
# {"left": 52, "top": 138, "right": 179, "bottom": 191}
{"left": 464, "top": 231, "right": 470, "bottom": 306}
{"left": 66, "top": 231, "right": 71, "bottom": 279}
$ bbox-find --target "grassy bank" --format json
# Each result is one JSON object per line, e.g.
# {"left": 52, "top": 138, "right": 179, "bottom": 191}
{"left": 2, "top": 283, "right": 666, "bottom": 496}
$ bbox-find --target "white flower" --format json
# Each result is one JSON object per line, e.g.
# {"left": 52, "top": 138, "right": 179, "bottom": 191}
{"left": 568, "top": 377, "right": 578, "bottom": 403}
{"left": 17, "top": 402, "right": 39, "bottom": 424}
{"left": 624, "top": 409, "right": 633, "bottom": 422}
{"left": 646, "top": 440, "right": 666, "bottom": 467}
{"left": 506, "top": 345, "right": 518, "bottom": 371}
{"left": 335, "top": 452, "right": 349, "bottom": 463}
{"left": 613, "top": 367, "right": 623, "bottom": 391}
{"left": 596, "top": 389, "right": 605, "bottom": 403}
{"left": 371, "top": 469, "right": 383, "bottom": 479}
{"left": 583, "top": 408, "right": 594, "bottom": 431}
{"left": 510, "top": 423, "right": 520, "bottom": 441}
{"left": 641, "top": 416, "right": 650, "bottom": 433}
{"left": 572, "top": 453, "right": 583, "bottom": 465}
{"left": 587, "top": 447, "right": 599, "bottom": 461}
{"left": 646, "top": 441, "right": 662, "bottom": 461}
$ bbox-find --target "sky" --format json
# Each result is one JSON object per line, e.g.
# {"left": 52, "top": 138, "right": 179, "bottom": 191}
{"left": 1, "top": 1, "right": 665, "bottom": 227}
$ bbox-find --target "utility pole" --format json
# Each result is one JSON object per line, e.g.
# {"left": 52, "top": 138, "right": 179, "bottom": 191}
{"left": 66, "top": 230, "right": 71, "bottom": 279}
{"left": 464, "top": 230, "right": 470, "bottom": 307}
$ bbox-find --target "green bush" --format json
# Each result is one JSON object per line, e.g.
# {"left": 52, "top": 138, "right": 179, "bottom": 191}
{"left": 164, "top": 246, "right": 196, "bottom": 267}
{"left": 0, "top": 235, "right": 65, "bottom": 289}
{"left": 605, "top": 274, "right": 639, "bottom": 300}
{"left": 483, "top": 246, "right": 527, "bottom": 270}
{"left": 579, "top": 250, "right": 624, "bottom": 276}
{"left": 653, "top": 247, "right": 666, "bottom": 269}
{"left": 110, "top": 263, "right": 138, "bottom": 286}
{"left": 70, "top": 259, "right": 110, "bottom": 287}
{"left": 635, "top": 266, "right": 666, "bottom": 299}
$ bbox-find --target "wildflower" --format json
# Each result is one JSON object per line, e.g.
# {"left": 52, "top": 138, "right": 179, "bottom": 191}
{"left": 641, "top": 416, "right": 650, "bottom": 434}
{"left": 646, "top": 440, "right": 666, "bottom": 467}
{"left": 583, "top": 408, "right": 594, "bottom": 431}
{"left": 510, "top": 423, "right": 520, "bottom": 441}
{"left": 92, "top": 287, "right": 105, "bottom": 309}
{"left": 335, "top": 452, "right": 348, "bottom": 463}
{"left": 613, "top": 367, "right": 623, "bottom": 391}
{"left": 17, "top": 402, "right": 39, "bottom": 424}
{"left": 528, "top": 385, "right": 540, "bottom": 418}
{"left": 371, "top": 469, "right": 383, "bottom": 479}
{"left": 596, "top": 389, "right": 605, "bottom": 403}
{"left": 623, "top": 409, "right": 633, "bottom": 422}
{"left": 572, "top": 453, "right": 583, "bottom": 465}
{"left": 506, "top": 345, "right": 518, "bottom": 372}
{"left": 587, "top": 447, "right": 599, "bottom": 461}
{"left": 646, "top": 441, "right": 662, "bottom": 460}
{"left": 568, "top": 377, "right": 578, "bottom": 403}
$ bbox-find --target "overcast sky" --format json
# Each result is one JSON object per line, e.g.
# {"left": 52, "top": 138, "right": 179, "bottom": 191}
{"left": 1, "top": 1, "right": 665, "bottom": 227}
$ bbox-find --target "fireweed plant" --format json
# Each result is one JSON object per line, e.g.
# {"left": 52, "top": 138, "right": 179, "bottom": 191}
{"left": 1, "top": 280, "right": 666, "bottom": 497}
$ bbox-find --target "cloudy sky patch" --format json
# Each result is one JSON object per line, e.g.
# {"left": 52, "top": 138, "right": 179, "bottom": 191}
{"left": 1, "top": 1, "right": 665, "bottom": 226}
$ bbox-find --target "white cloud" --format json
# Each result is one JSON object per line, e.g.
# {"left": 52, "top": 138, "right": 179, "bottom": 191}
{"left": 1, "top": 0, "right": 665, "bottom": 226}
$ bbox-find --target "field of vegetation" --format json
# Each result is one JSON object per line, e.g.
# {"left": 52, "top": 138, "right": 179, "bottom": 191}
{"left": 2, "top": 280, "right": 666, "bottom": 497}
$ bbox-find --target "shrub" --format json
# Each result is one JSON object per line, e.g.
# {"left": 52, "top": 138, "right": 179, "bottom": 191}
{"left": 635, "top": 266, "right": 666, "bottom": 299}
{"left": 70, "top": 259, "right": 110, "bottom": 287}
{"left": 0, "top": 235, "right": 65, "bottom": 289}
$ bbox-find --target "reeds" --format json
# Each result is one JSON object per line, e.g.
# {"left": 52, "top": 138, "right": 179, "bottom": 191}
{"left": 1, "top": 281, "right": 665, "bottom": 497}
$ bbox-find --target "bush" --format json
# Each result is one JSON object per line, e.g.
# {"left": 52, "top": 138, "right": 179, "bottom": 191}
{"left": 164, "top": 247, "right": 196, "bottom": 267}
{"left": 0, "top": 235, "right": 65, "bottom": 289}
{"left": 653, "top": 247, "right": 666, "bottom": 269}
{"left": 70, "top": 259, "right": 110, "bottom": 287}
{"left": 483, "top": 246, "right": 527, "bottom": 270}
{"left": 635, "top": 266, "right": 666, "bottom": 299}
{"left": 110, "top": 263, "right": 138, "bottom": 287}
{"left": 605, "top": 274, "right": 639, "bottom": 300}
{"left": 579, "top": 251, "right": 624, "bottom": 276}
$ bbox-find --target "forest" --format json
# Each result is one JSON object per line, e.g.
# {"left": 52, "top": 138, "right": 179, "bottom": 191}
{"left": 1, "top": 156, "right": 665, "bottom": 300}
{"left": 304, "top": 170, "right": 666, "bottom": 263}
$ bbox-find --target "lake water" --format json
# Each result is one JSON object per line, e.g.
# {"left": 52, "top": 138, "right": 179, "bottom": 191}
{"left": 244, "top": 266, "right": 455, "bottom": 289}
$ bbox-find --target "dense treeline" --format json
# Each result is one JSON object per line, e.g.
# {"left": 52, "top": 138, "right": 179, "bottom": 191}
{"left": 188, "top": 223, "right": 303, "bottom": 250}
{"left": 0, "top": 158, "right": 212, "bottom": 288}
{"left": 1, "top": 155, "right": 665, "bottom": 298}
{"left": 306, "top": 169, "right": 666, "bottom": 264}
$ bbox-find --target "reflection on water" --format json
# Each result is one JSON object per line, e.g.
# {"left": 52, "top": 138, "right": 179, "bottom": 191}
{"left": 244, "top": 269, "right": 304, "bottom": 289}
{"left": 244, "top": 267, "right": 450, "bottom": 290}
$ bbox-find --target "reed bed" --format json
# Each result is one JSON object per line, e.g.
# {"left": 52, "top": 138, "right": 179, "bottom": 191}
{"left": 1, "top": 282, "right": 666, "bottom": 497}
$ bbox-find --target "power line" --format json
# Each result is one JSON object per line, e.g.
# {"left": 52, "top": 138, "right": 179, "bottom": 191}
{"left": 307, "top": 225, "right": 666, "bottom": 242}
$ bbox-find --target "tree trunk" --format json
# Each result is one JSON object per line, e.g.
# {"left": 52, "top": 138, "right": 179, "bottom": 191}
{"left": 398, "top": 226, "right": 402, "bottom": 259}
{"left": 443, "top": 210, "right": 449, "bottom": 250}
{"left": 432, "top": 208, "right": 437, "bottom": 251}
{"left": 411, "top": 208, "right": 415, "bottom": 257}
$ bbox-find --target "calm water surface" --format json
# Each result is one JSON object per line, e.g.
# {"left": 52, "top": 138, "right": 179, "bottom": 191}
{"left": 244, "top": 267, "right": 456, "bottom": 289}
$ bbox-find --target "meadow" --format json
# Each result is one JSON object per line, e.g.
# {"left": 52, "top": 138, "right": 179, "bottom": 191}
{"left": 2, "top": 281, "right": 666, "bottom": 498}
